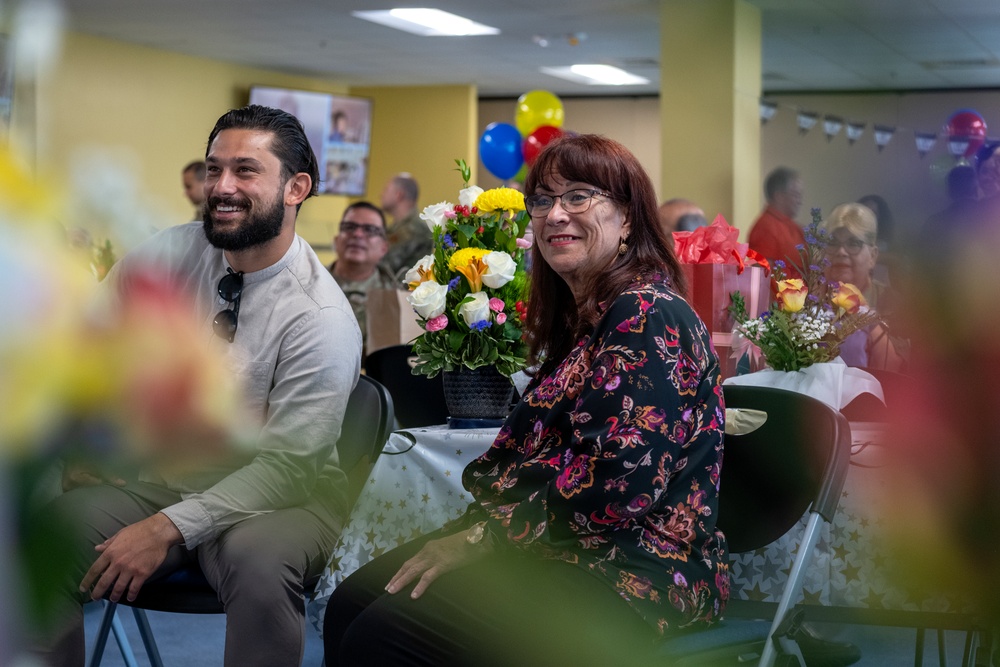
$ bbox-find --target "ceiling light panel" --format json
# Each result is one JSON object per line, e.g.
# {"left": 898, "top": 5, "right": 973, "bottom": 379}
{"left": 352, "top": 9, "right": 500, "bottom": 37}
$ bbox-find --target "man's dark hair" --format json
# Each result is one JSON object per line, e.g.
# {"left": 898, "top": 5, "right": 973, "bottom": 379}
{"left": 342, "top": 200, "right": 386, "bottom": 228}
{"left": 207, "top": 105, "right": 320, "bottom": 201}
{"left": 764, "top": 166, "right": 799, "bottom": 201}
{"left": 183, "top": 160, "right": 206, "bottom": 180}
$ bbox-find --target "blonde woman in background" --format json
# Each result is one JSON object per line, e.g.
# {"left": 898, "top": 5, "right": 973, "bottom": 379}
{"left": 820, "top": 203, "right": 907, "bottom": 371}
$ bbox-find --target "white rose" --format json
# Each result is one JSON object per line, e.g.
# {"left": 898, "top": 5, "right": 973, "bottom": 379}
{"left": 458, "top": 291, "right": 491, "bottom": 327}
{"left": 407, "top": 280, "right": 448, "bottom": 320}
{"left": 403, "top": 254, "right": 435, "bottom": 286}
{"left": 459, "top": 185, "right": 484, "bottom": 208}
{"left": 419, "top": 202, "right": 452, "bottom": 231}
{"left": 481, "top": 251, "right": 516, "bottom": 289}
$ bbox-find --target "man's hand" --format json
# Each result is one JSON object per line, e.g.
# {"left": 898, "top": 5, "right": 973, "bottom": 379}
{"left": 385, "top": 528, "right": 489, "bottom": 599}
{"left": 80, "top": 512, "right": 184, "bottom": 603}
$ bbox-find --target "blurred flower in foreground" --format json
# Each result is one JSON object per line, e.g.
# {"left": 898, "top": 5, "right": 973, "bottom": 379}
{"left": 0, "top": 143, "right": 252, "bottom": 646}
{"left": 0, "top": 144, "right": 248, "bottom": 467}
{"left": 880, "top": 218, "right": 1000, "bottom": 627}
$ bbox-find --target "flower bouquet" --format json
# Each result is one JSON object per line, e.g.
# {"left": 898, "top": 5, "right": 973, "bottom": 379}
{"left": 404, "top": 159, "right": 530, "bottom": 379}
{"left": 725, "top": 209, "right": 885, "bottom": 409}
{"left": 729, "top": 209, "right": 882, "bottom": 372}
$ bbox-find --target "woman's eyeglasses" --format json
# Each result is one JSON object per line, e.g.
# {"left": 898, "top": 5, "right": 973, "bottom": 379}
{"left": 824, "top": 238, "right": 868, "bottom": 255}
{"left": 524, "top": 189, "right": 612, "bottom": 218}
{"left": 213, "top": 268, "right": 244, "bottom": 343}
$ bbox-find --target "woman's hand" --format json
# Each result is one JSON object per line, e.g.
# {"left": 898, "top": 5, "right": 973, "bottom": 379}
{"left": 385, "top": 528, "right": 490, "bottom": 599}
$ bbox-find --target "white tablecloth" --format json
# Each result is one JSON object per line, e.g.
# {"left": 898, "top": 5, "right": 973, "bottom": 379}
{"left": 307, "top": 425, "right": 499, "bottom": 634}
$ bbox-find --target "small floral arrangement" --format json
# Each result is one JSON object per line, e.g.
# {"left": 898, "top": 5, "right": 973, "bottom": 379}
{"left": 729, "top": 208, "right": 882, "bottom": 372}
{"left": 404, "top": 159, "right": 530, "bottom": 377}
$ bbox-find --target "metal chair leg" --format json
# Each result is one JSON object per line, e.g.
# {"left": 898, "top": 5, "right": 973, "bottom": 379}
{"left": 131, "top": 607, "right": 165, "bottom": 667}
{"left": 88, "top": 601, "right": 139, "bottom": 667}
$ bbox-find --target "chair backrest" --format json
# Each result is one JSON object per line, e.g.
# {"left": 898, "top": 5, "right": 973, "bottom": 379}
{"left": 337, "top": 375, "right": 395, "bottom": 507}
{"left": 364, "top": 344, "right": 449, "bottom": 428}
{"left": 719, "top": 384, "right": 852, "bottom": 553}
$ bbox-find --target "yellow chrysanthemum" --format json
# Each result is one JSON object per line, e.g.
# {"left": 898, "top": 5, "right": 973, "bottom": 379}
{"left": 448, "top": 247, "right": 490, "bottom": 292}
{"left": 473, "top": 187, "right": 525, "bottom": 214}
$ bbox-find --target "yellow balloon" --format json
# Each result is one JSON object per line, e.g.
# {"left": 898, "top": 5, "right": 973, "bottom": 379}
{"left": 515, "top": 90, "right": 564, "bottom": 136}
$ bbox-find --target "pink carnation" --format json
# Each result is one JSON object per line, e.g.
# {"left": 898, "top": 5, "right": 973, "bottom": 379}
{"left": 425, "top": 314, "right": 449, "bottom": 332}
{"left": 495, "top": 312, "right": 507, "bottom": 325}
{"left": 489, "top": 297, "right": 505, "bottom": 312}
{"left": 516, "top": 237, "right": 532, "bottom": 249}
{"left": 444, "top": 210, "right": 457, "bottom": 219}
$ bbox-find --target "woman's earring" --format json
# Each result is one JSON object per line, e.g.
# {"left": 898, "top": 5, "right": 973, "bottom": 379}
{"left": 618, "top": 238, "right": 628, "bottom": 255}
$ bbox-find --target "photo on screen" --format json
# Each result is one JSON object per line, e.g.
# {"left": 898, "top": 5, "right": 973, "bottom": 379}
{"left": 249, "top": 86, "right": 372, "bottom": 196}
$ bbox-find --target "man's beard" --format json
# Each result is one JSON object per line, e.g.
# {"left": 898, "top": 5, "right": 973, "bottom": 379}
{"left": 202, "top": 190, "right": 285, "bottom": 251}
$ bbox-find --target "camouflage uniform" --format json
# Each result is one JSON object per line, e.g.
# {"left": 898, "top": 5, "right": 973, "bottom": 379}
{"left": 383, "top": 209, "right": 433, "bottom": 278}
{"left": 330, "top": 261, "right": 399, "bottom": 361}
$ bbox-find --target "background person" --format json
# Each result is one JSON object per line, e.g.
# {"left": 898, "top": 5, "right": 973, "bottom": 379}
{"left": 35, "top": 105, "right": 361, "bottom": 667}
{"left": 323, "top": 134, "right": 728, "bottom": 666}
{"left": 657, "top": 197, "right": 707, "bottom": 234}
{"left": 820, "top": 202, "right": 906, "bottom": 371}
{"left": 380, "top": 172, "right": 431, "bottom": 277}
{"left": 748, "top": 166, "right": 805, "bottom": 277}
{"left": 329, "top": 201, "right": 396, "bottom": 363}
{"left": 181, "top": 160, "right": 207, "bottom": 218}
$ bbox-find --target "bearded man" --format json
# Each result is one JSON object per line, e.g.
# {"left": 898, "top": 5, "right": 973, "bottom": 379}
{"left": 35, "top": 105, "right": 361, "bottom": 667}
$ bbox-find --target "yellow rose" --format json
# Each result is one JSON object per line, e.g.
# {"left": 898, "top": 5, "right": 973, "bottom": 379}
{"left": 775, "top": 278, "right": 808, "bottom": 312}
{"left": 831, "top": 282, "right": 866, "bottom": 314}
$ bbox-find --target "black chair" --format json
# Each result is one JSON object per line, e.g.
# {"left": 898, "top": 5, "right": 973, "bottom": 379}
{"left": 365, "top": 344, "right": 449, "bottom": 428}
{"left": 87, "top": 375, "right": 395, "bottom": 667}
{"left": 659, "top": 385, "right": 852, "bottom": 666}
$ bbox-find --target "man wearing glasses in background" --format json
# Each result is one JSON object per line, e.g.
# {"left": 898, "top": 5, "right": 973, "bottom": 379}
{"left": 37, "top": 105, "right": 361, "bottom": 667}
{"left": 329, "top": 202, "right": 396, "bottom": 364}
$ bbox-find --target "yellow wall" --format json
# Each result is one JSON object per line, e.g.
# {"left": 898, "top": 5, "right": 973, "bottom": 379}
{"left": 350, "top": 84, "right": 478, "bottom": 213}
{"left": 477, "top": 97, "right": 660, "bottom": 193}
{"left": 27, "top": 31, "right": 352, "bottom": 252}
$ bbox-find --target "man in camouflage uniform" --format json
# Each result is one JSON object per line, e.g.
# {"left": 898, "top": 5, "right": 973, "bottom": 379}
{"left": 380, "top": 173, "right": 432, "bottom": 278}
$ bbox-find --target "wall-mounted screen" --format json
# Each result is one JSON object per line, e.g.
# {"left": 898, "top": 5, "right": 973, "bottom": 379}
{"left": 249, "top": 85, "right": 372, "bottom": 196}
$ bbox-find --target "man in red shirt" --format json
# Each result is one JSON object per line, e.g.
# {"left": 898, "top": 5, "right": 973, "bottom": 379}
{"left": 748, "top": 167, "right": 805, "bottom": 277}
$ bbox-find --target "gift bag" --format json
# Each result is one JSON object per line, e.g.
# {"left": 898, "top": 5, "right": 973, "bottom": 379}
{"left": 366, "top": 288, "right": 425, "bottom": 354}
{"left": 675, "top": 216, "right": 769, "bottom": 379}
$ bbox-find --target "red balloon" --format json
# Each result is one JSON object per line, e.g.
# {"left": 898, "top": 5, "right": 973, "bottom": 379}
{"left": 522, "top": 125, "right": 564, "bottom": 166}
{"left": 945, "top": 109, "right": 988, "bottom": 158}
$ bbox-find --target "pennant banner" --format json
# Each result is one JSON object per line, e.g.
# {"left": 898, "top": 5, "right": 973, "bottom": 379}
{"left": 823, "top": 115, "right": 843, "bottom": 142}
{"left": 873, "top": 125, "right": 895, "bottom": 152}
{"left": 759, "top": 98, "right": 998, "bottom": 159}
{"left": 915, "top": 132, "right": 937, "bottom": 158}
{"left": 760, "top": 100, "right": 778, "bottom": 124}
{"left": 797, "top": 111, "right": 819, "bottom": 135}
{"left": 846, "top": 122, "right": 865, "bottom": 145}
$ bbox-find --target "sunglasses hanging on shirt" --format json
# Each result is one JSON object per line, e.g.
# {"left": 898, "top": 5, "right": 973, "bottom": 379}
{"left": 213, "top": 268, "right": 244, "bottom": 343}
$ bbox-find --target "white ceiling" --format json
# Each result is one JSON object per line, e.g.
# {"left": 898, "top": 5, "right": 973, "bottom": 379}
{"left": 58, "top": 0, "right": 1000, "bottom": 97}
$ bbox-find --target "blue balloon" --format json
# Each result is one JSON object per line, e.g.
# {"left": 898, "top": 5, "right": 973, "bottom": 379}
{"left": 479, "top": 122, "right": 524, "bottom": 180}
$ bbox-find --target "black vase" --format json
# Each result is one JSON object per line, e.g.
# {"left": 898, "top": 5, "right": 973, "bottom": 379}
{"left": 441, "top": 366, "right": 514, "bottom": 421}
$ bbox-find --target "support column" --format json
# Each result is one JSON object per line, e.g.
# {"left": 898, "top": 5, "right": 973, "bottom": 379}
{"left": 660, "top": 0, "right": 761, "bottom": 235}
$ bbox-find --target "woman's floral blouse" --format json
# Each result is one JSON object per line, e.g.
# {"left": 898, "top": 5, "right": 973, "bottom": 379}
{"left": 463, "top": 278, "right": 729, "bottom": 635}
